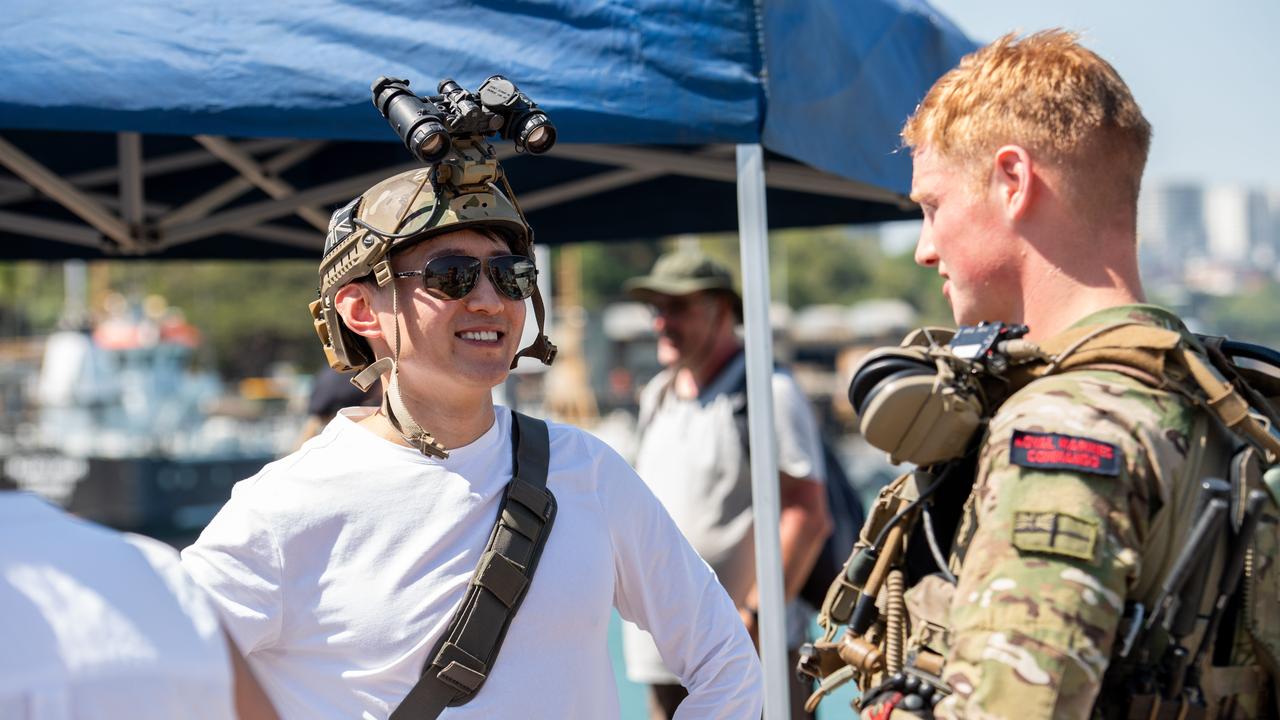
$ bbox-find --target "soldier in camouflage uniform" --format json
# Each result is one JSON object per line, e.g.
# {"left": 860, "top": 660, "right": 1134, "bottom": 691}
{"left": 850, "top": 30, "right": 1279, "bottom": 719}
{"left": 932, "top": 306, "right": 1209, "bottom": 718}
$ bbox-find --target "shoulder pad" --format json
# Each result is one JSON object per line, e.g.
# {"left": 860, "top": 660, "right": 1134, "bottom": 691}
{"left": 1027, "top": 323, "right": 1185, "bottom": 387}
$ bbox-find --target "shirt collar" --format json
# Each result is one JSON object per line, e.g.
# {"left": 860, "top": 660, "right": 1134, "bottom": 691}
{"left": 1066, "top": 303, "right": 1188, "bottom": 334}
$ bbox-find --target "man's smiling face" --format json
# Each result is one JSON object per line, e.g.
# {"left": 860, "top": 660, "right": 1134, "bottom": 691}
{"left": 380, "top": 227, "right": 527, "bottom": 397}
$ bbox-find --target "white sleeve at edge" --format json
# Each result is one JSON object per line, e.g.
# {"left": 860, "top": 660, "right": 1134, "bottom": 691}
{"left": 599, "top": 443, "right": 763, "bottom": 719}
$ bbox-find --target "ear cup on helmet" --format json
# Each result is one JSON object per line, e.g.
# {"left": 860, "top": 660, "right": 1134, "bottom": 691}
{"left": 847, "top": 345, "right": 983, "bottom": 466}
{"left": 855, "top": 366, "right": 936, "bottom": 419}
{"left": 848, "top": 350, "right": 937, "bottom": 417}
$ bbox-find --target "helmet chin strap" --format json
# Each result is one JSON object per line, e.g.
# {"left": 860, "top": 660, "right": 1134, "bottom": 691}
{"left": 510, "top": 287, "right": 558, "bottom": 368}
{"left": 351, "top": 270, "right": 449, "bottom": 459}
{"left": 498, "top": 171, "right": 557, "bottom": 370}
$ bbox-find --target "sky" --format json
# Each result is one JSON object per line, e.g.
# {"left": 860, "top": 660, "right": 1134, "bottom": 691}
{"left": 924, "top": 0, "right": 1280, "bottom": 190}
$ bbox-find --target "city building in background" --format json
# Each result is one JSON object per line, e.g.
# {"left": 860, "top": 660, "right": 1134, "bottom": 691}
{"left": 1139, "top": 181, "right": 1279, "bottom": 296}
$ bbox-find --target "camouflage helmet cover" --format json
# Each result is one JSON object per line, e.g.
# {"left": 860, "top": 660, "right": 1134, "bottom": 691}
{"left": 309, "top": 148, "right": 537, "bottom": 374}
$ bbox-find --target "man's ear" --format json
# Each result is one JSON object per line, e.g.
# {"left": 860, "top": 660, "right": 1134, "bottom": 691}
{"left": 334, "top": 282, "right": 383, "bottom": 341}
{"left": 992, "top": 144, "right": 1034, "bottom": 221}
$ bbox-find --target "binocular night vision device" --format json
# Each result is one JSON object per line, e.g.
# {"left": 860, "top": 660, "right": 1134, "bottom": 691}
{"left": 372, "top": 75, "right": 556, "bottom": 164}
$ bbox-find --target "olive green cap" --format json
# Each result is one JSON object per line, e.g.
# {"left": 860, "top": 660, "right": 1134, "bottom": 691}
{"left": 624, "top": 249, "right": 743, "bottom": 315}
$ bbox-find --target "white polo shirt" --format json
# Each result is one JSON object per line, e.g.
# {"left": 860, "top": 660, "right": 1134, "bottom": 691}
{"left": 623, "top": 354, "right": 826, "bottom": 683}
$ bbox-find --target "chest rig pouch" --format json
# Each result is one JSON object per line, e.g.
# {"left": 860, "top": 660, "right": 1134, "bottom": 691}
{"left": 802, "top": 320, "right": 1280, "bottom": 718}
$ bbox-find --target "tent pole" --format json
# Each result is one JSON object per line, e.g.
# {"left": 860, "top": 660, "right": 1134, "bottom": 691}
{"left": 0, "top": 210, "right": 101, "bottom": 247}
{"left": 736, "top": 143, "right": 789, "bottom": 719}
{"left": 158, "top": 141, "right": 326, "bottom": 228}
{"left": 553, "top": 143, "right": 912, "bottom": 205}
{"left": 158, "top": 162, "right": 419, "bottom": 248}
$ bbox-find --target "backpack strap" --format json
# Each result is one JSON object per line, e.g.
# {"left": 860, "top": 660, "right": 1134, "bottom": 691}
{"left": 1021, "top": 322, "right": 1280, "bottom": 464}
{"left": 719, "top": 350, "right": 751, "bottom": 450}
{"left": 1021, "top": 321, "right": 1182, "bottom": 386}
{"left": 1177, "top": 345, "right": 1280, "bottom": 464}
{"left": 390, "top": 411, "right": 556, "bottom": 719}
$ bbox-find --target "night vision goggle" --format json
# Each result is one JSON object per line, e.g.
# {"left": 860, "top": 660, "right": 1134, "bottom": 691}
{"left": 372, "top": 75, "right": 556, "bottom": 164}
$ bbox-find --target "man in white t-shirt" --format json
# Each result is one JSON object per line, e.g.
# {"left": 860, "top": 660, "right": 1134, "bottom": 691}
{"left": 0, "top": 488, "right": 276, "bottom": 720}
{"left": 621, "top": 250, "right": 832, "bottom": 720}
{"left": 182, "top": 138, "right": 761, "bottom": 719}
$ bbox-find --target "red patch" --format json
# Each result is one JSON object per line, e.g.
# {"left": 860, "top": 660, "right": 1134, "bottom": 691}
{"left": 1009, "top": 430, "right": 1121, "bottom": 476}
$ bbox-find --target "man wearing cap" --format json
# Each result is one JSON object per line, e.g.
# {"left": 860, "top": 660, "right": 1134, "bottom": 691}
{"left": 182, "top": 153, "right": 761, "bottom": 717}
{"left": 622, "top": 249, "right": 831, "bottom": 720}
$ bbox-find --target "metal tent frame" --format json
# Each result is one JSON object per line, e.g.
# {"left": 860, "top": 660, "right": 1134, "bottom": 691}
{"left": 0, "top": 133, "right": 910, "bottom": 257}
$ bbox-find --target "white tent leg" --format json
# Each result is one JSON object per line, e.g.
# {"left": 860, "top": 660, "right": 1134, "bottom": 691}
{"left": 736, "top": 143, "right": 789, "bottom": 719}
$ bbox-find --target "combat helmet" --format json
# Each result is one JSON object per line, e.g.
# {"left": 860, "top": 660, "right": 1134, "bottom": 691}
{"left": 309, "top": 137, "right": 557, "bottom": 458}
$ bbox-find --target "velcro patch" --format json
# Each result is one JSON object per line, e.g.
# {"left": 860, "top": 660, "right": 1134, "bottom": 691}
{"left": 1009, "top": 430, "right": 1121, "bottom": 477}
{"left": 1012, "top": 511, "right": 1099, "bottom": 562}
{"left": 322, "top": 196, "right": 360, "bottom": 256}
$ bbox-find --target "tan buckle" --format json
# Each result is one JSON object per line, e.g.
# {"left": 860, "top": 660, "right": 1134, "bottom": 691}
{"left": 373, "top": 260, "right": 393, "bottom": 288}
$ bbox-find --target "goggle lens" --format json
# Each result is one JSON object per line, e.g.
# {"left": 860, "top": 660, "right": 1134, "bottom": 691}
{"left": 488, "top": 255, "right": 538, "bottom": 301}
{"left": 407, "top": 254, "right": 538, "bottom": 301}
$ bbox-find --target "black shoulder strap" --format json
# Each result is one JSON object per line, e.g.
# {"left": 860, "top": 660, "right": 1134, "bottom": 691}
{"left": 390, "top": 411, "right": 556, "bottom": 719}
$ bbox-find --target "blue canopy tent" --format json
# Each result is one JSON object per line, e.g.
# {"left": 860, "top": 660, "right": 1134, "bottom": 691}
{"left": 0, "top": 0, "right": 972, "bottom": 257}
{"left": 0, "top": 1, "right": 973, "bottom": 714}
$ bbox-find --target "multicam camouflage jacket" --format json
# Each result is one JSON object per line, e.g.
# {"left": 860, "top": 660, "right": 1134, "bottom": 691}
{"left": 885, "top": 305, "right": 1279, "bottom": 720}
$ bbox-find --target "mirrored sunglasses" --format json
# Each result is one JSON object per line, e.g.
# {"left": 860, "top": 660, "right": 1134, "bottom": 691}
{"left": 394, "top": 254, "right": 538, "bottom": 302}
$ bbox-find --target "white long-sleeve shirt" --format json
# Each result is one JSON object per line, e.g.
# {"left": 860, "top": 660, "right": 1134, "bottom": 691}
{"left": 182, "top": 406, "right": 761, "bottom": 719}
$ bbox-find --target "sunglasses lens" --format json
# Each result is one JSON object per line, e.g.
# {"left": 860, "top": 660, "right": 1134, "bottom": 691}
{"left": 422, "top": 256, "right": 481, "bottom": 300}
{"left": 489, "top": 255, "right": 538, "bottom": 300}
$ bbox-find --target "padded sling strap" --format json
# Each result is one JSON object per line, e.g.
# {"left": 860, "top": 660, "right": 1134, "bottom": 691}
{"left": 390, "top": 411, "right": 555, "bottom": 719}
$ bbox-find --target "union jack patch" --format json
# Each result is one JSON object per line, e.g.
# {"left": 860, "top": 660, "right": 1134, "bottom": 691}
{"left": 323, "top": 196, "right": 361, "bottom": 256}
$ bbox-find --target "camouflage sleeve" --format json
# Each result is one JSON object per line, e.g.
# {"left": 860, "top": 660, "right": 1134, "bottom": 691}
{"left": 933, "top": 372, "right": 1165, "bottom": 720}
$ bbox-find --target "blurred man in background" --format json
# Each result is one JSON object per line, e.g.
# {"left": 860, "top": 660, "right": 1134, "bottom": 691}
{"left": 292, "top": 366, "right": 380, "bottom": 448}
{"left": 622, "top": 249, "right": 831, "bottom": 720}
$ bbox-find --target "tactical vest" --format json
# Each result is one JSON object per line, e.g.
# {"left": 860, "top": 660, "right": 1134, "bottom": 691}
{"left": 803, "top": 321, "right": 1280, "bottom": 719}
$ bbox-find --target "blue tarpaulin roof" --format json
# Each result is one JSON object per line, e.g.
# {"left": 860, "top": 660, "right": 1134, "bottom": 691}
{"left": 0, "top": 0, "right": 967, "bottom": 257}
{"left": 1, "top": 0, "right": 972, "bottom": 194}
